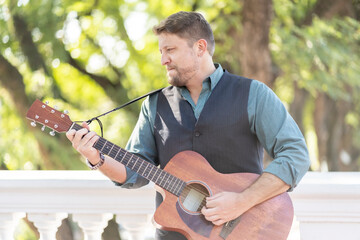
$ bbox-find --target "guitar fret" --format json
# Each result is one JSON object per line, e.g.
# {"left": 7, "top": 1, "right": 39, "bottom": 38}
{"left": 169, "top": 177, "right": 178, "bottom": 194}
{"left": 142, "top": 163, "right": 150, "bottom": 179}
{"left": 117, "top": 149, "right": 126, "bottom": 163}
{"left": 167, "top": 176, "right": 174, "bottom": 193}
{"left": 167, "top": 175, "right": 174, "bottom": 190}
{"left": 106, "top": 144, "right": 115, "bottom": 156}
{"left": 127, "top": 155, "right": 137, "bottom": 168}
{"left": 113, "top": 147, "right": 121, "bottom": 160}
{"left": 101, "top": 141, "right": 113, "bottom": 155}
{"left": 157, "top": 172, "right": 165, "bottom": 186}
{"left": 149, "top": 166, "right": 158, "bottom": 182}
{"left": 161, "top": 173, "right": 170, "bottom": 189}
{"left": 133, "top": 156, "right": 142, "bottom": 173}
{"left": 169, "top": 176, "right": 178, "bottom": 193}
{"left": 137, "top": 159, "right": 145, "bottom": 174}
{"left": 124, "top": 154, "right": 131, "bottom": 167}
{"left": 108, "top": 145, "right": 119, "bottom": 159}
{"left": 154, "top": 169, "right": 162, "bottom": 184}
{"left": 100, "top": 139, "right": 107, "bottom": 152}
{"left": 174, "top": 178, "right": 183, "bottom": 195}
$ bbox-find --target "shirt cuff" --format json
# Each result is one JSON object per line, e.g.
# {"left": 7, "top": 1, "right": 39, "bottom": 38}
{"left": 263, "top": 158, "right": 299, "bottom": 192}
{"left": 112, "top": 166, "right": 149, "bottom": 189}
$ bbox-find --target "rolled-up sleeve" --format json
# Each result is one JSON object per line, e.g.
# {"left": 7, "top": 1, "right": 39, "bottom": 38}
{"left": 248, "top": 81, "right": 310, "bottom": 191}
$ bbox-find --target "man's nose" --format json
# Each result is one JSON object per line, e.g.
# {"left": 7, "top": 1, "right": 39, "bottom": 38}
{"left": 161, "top": 53, "right": 170, "bottom": 66}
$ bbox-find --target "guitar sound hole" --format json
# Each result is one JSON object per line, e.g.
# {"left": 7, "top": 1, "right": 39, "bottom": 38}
{"left": 179, "top": 182, "right": 210, "bottom": 213}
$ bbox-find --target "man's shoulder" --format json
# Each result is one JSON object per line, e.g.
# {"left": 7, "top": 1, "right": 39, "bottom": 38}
{"left": 222, "top": 70, "right": 254, "bottom": 84}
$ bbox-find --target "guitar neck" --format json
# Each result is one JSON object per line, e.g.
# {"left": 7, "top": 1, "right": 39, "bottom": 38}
{"left": 71, "top": 123, "right": 185, "bottom": 196}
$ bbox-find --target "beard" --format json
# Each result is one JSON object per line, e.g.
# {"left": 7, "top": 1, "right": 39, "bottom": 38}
{"left": 167, "top": 70, "right": 186, "bottom": 87}
{"left": 166, "top": 63, "right": 199, "bottom": 87}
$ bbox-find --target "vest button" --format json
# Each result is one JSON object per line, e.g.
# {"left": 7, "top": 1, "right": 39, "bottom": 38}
{"left": 194, "top": 132, "right": 201, "bottom": 137}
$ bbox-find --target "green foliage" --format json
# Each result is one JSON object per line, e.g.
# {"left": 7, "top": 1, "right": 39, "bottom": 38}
{"left": 0, "top": 92, "right": 41, "bottom": 170}
{"left": 0, "top": 0, "right": 360, "bottom": 169}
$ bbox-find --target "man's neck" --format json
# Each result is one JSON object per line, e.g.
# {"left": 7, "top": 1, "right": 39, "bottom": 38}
{"left": 186, "top": 61, "right": 216, "bottom": 105}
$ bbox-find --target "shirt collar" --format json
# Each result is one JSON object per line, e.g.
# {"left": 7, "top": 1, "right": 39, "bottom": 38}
{"left": 179, "top": 63, "right": 224, "bottom": 94}
{"left": 209, "top": 63, "right": 224, "bottom": 91}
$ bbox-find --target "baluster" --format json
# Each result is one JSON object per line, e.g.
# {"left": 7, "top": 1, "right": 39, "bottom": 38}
{"left": 27, "top": 213, "right": 67, "bottom": 240}
{"left": 116, "top": 214, "right": 151, "bottom": 240}
{"left": 0, "top": 212, "right": 25, "bottom": 240}
{"left": 72, "top": 213, "right": 113, "bottom": 240}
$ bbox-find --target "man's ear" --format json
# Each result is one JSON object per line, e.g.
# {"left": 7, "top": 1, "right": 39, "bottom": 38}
{"left": 196, "top": 39, "right": 208, "bottom": 56}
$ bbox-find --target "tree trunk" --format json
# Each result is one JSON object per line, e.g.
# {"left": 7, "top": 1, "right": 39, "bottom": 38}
{"left": 240, "top": 0, "right": 276, "bottom": 88}
{"left": 290, "top": 82, "right": 309, "bottom": 135}
{"left": 0, "top": 54, "right": 30, "bottom": 115}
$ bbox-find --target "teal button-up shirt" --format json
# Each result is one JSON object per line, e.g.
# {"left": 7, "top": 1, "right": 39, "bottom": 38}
{"left": 122, "top": 64, "right": 310, "bottom": 191}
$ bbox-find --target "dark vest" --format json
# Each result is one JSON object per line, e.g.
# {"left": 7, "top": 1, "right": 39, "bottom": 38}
{"left": 154, "top": 71, "right": 263, "bottom": 175}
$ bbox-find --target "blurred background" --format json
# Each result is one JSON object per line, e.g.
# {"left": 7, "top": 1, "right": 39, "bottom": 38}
{"left": 0, "top": 0, "right": 359, "bottom": 239}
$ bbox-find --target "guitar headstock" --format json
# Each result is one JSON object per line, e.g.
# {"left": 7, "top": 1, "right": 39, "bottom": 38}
{"left": 26, "top": 99, "right": 73, "bottom": 135}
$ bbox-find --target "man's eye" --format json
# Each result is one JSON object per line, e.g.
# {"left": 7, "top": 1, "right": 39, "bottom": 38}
{"left": 167, "top": 48, "right": 174, "bottom": 52}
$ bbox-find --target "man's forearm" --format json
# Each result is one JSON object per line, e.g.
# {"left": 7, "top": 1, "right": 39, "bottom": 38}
{"left": 240, "top": 172, "right": 290, "bottom": 208}
{"left": 98, "top": 156, "right": 127, "bottom": 184}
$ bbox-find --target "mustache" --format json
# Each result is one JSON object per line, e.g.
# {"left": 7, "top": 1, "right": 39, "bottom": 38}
{"left": 166, "top": 65, "right": 176, "bottom": 71}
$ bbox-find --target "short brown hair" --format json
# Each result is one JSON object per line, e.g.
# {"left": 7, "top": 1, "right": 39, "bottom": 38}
{"left": 153, "top": 11, "right": 215, "bottom": 56}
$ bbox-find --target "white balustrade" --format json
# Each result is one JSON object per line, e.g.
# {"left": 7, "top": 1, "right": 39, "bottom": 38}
{"left": 72, "top": 213, "right": 113, "bottom": 240}
{"left": 0, "top": 170, "right": 156, "bottom": 240}
{"left": 116, "top": 214, "right": 152, "bottom": 240}
{"left": 0, "top": 212, "right": 25, "bottom": 240}
{"left": 289, "top": 172, "right": 360, "bottom": 240}
{"left": 0, "top": 170, "right": 360, "bottom": 240}
{"left": 27, "top": 213, "right": 68, "bottom": 240}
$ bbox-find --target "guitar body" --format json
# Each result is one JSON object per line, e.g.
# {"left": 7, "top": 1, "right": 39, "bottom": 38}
{"left": 154, "top": 151, "right": 294, "bottom": 240}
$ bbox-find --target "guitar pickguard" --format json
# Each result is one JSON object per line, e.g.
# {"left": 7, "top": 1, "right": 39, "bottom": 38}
{"left": 176, "top": 201, "right": 213, "bottom": 238}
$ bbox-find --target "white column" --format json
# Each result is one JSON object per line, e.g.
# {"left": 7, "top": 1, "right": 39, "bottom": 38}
{"left": 72, "top": 213, "right": 113, "bottom": 240}
{"left": 0, "top": 212, "right": 25, "bottom": 240}
{"left": 27, "top": 213, "right": 68, "bottom": 240}
{"left": 116, "top": 214, "right": 151, "bottom": 240}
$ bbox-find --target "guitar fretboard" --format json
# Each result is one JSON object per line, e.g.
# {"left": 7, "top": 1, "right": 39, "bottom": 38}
{"left": 71, "top": 123, "right": 186, "bottom": 196}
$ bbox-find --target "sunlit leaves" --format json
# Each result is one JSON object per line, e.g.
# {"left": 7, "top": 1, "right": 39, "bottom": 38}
{"left": 1, "top": 0, "right": 360, "bottom": 172}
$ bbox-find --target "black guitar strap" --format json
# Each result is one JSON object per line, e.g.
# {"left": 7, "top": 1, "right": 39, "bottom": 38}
{"left": 84, "top": 88, "right": 164, "bottom": 137}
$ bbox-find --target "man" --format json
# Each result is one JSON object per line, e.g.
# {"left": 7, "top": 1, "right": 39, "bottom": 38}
{"left": 67, "top": 11, "right": 310, "bottom": 240}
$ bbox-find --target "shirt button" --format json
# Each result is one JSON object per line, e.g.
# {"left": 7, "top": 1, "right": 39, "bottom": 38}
{"left": 195, "top": 132, "right": 201, "bottom": 137}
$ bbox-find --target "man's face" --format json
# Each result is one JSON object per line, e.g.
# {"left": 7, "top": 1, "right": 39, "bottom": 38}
{"left": 158, "top": 33, "right": 200, "bottom": 87}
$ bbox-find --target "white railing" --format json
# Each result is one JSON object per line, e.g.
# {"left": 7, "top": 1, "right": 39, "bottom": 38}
{"left": 0, "top": 171, "right": 359, "bottom": 240}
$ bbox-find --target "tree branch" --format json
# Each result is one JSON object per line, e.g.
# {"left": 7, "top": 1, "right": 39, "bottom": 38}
{"left": 11, "top": 14, "right": 66, "bottom": 101}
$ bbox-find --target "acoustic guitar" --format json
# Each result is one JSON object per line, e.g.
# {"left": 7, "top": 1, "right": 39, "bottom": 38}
{"left": 26, "top": 99, "right": 294, "bottom": 240}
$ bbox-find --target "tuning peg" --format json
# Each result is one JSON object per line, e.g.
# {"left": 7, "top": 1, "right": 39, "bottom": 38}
{"left": 31, "top": 121, "right": 37, "bottom": 127}
{"left": 41, "top": 125, "right": 46, "bottom": 131}
{"left": 49, "top": 130, "right": 56, "bottom": 136}
{"left": 61, "top": 110, "right": 69, "bottom": 118}
{"left": 45, "top": 101, "right": 49, "bottom": 105}
{"left": 54, "top": 106, "right": 58, "bottom": 110}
